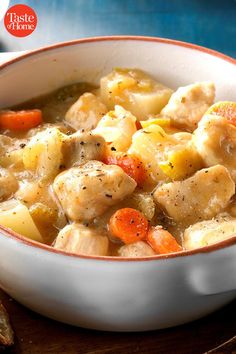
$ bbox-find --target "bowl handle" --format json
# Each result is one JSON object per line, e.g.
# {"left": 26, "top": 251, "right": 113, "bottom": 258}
{"left": 190, "top": 245, "right": 236, "bottom": 295}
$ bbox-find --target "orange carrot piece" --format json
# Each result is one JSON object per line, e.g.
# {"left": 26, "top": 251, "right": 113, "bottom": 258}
{"left": 104, "top": 153, "right": 146, "bottom": 186}
{"left": 109, "top": 208, "right": 149, "bottom": 244}
{"left": 0, "top": 110, "right": 42, "bottom": 131}
{"left": 147, "top": 226, "right": 182, "bottom": 254}
{"left": 135, "top": 120, "right": 142, "bottom": 130}
{"left": 206, "top": 102, "right": 236, "bottom": 125}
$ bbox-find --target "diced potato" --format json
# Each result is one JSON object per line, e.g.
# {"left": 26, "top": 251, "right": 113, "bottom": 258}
{"left": 140, "top": 116, "right": 181, "bottom": 134}
{"left": 122, "top": 192, "right": 156, "bottom": 221}
{"left": 128, "top": 124, "right": 178, "bottom": 185}
{"left": 15, "top": 180, "right": 46, "bottom": 206}
{"left": 29, "top": 202, "right": 56, "bottom": 226}
{"left": 15, "top": 179, "right": 67, "bottom": 230}
{"left": 22, "top": 128, "right": 63, "bottom": 180}
{"left": 29, "top": 202, "right": 59, "bottom": 244}
{"left": 0, "top": 168, "right": 18, "bottom": 201}
{"left": 183, "top": 213, "right": 236, "bottom": 250}
{"left": 159, "top": 143, "right": 203, "bottom": 180}
{"left": 0, "top": 136, "right": 26, "bottom": 168}
{"left": 129, "top": 124, "right": 203, "bottom": 184}
{"left": 173, "top": 132, "right": 193, "bottom": 143}
{"left": 0, "top": 199, "right": 43, "bottom": 242}
{"left": 54, "top": 223, "right": 109, "bottom": 256}
{"left": 118, "top": 241, "right": 155, "bottom": 257}
{"left": 65, "top": 92, "right": 108, "bottom": 131}
{"left": 100, "top": 68, "right": 173, "bottom": 119}
{"left": 140, "top": 117, "right": 171, "bottom": 129}
{"left": 93, "top": 105, "right": 137, "bottom": 152}
{"left": 0, "top": 149, "right": 23, "bottom": 168}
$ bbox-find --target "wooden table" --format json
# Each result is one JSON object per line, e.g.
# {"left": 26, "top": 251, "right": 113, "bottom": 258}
{"left": 1, "top": 289, "right": 235, "bottom": 354}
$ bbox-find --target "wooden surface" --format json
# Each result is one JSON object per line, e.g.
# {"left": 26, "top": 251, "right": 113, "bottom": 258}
{"left": 0, "top": 289, "right": 235, "bottom": 354}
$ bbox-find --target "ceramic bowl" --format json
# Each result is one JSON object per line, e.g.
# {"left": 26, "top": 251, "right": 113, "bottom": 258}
{"left": 0, "top": 36, "right": 236, "bottom": 331}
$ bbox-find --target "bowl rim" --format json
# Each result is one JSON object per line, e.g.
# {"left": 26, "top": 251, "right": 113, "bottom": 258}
{"left": 0, "top": 35, "right": 235, "bottom": 70}
{"left": 0, "top": 35, "right": 236, "bottom": 262}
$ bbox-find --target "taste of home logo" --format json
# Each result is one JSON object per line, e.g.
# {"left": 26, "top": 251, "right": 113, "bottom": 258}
{"left": 4, "top": 4, "right": 37, "bottom": 37}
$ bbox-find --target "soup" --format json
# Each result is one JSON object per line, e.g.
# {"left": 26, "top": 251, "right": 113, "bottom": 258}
{"left": 0, "top": 68, "right": 236, "bottom": 257}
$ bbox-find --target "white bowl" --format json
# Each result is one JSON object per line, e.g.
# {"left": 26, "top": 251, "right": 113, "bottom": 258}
{"left": 0, "top": 36, "right": 236, "bottom": 331}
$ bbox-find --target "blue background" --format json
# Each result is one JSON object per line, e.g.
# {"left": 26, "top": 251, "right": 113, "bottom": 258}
{"left": 0, "top": 0, "right": 236, "bottom": 57}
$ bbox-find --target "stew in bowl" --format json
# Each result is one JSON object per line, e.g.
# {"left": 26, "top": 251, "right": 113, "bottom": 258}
{"left": 0, "top": 67, "right": 236, "bottom": 258}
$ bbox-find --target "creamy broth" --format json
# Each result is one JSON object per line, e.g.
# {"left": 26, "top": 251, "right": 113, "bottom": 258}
{"left": 0, "top": 68, "right": 235, "bottom": 257}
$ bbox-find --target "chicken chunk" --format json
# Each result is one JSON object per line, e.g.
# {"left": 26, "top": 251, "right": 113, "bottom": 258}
{"left": 0, "top": 168, "right": 18, "bottom": 201}
{"left": 118, "top": 241, "right": 155, "bottom": 257}
{"left": 183, "top": 213, "right": 236, "bottom": 250}
{"left": 194, "top": 114, "right": 236, "bottom": 181}
{"left": 62, "top": 131, "right": 106, "bottom": 168}
{"left": 53, "top": 161, "right": 137, "bottom": 221}
{"left": 65, "top": 92, "right": 108, "bottom": 131}
{"left": 54, "top": 223, "right": 109, "bottom": 256}
{"left": 161, "top": 82, "right": 215, "bottom": 131}
{"left": 154, "top": 165, "right": 234, "bottom": 225}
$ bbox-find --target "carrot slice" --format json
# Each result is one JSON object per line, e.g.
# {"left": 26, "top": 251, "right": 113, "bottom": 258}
{"left": 206, "top": 101, "right": 236, "bottom": 125}
{"left": 0, "top": 110, "right": 42, "bottom": 130}
{"left": 104, "top": 153, "right": 146, "bottom": 186}
{"left": 135, "top": 120, "right": 142, "bottom": 130}
{"left": 109, "top": 208, "right": 149, "bottom": 244}
{"left": 147, "top": 226, "right": 182, "bottom": 254}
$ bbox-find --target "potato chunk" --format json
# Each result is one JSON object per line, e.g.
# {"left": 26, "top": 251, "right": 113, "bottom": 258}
{"left": 129, "top": 124, "right": 201, "bottom": 185}
{"left": 0, "top": 199, "right": 42, "bottom": 242}
{"left": 53, "top": 161, "right": 137, "bottom": 221}
{"left": 62, "top": 131, "right": 106, "bottom": 168}
{"left": 128, "top": 124, "right": 176, "bottom": 184}
{"left": 159, "top": 143, "right": 203, "bottom": 181}
{"left": 183, "top": 214, "right": 236, "bottom": 250}
{"left": 22, "top": 128, "right": 63, "bottom": 180}
{"left": 54, "top": 223, "right": 109, "bottom": 256}
{"left": 154, "top": 165, "right": 234, "bottom": 225}
{"left": 194, "top": 114, "right": 236, "bottom": 181}
{"left": 0, "top": 136, "right": 26, "bottom": 169}
{"left": 118, "top": 241, "right": 155, "bottom": 257}
{"left": 93, "top": 105, "right": 137, "bottom": 152}
{"left": 161, "top": 82, "right": 215, "bottom": 131}
{"left": 0, "top": 168, "right": 18, "bottom": 201}
{"left": 125, "top": 192, "right": 156, "bottom": 221}
{"left": 100, "top": 68, "right": 173, "bottom": 119}
{"left": 65, "top": 92, "right": 108, "bottom": 131}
